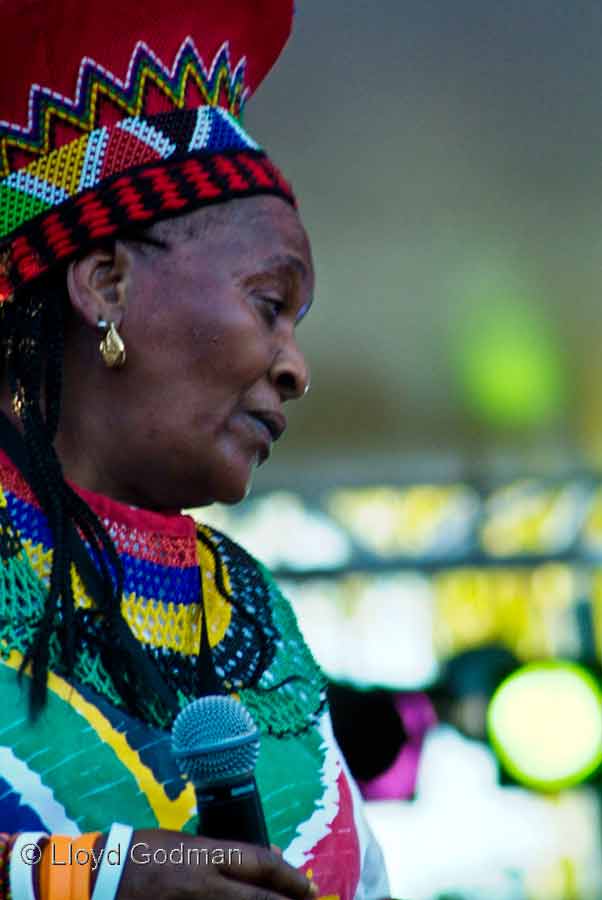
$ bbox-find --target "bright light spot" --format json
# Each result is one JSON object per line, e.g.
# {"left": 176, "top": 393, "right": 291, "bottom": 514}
{"left": 288, "top": 573, "right": 439, "bottom": 689}
{"left": 190, "top": 492, "right": 352, "bottom": 570}
{"left": 488, "top": 662, "right": 602, "bottom": 790}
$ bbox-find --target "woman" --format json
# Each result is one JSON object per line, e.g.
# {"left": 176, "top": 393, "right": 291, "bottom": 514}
{"left": 0, "top": 1, "right": 389, "bottom": 898}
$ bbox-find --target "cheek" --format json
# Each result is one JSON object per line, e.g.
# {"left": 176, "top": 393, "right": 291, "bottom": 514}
{"left": 129, "top": 283, "right": 272, "bottom": 421}
{"left": 182, "top": 317, "right": 273, "bottom": 398}
{"left": 137, "top": 346, "right": 233, "bottom": 441}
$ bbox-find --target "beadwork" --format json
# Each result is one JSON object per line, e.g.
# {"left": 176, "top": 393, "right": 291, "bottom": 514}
{"left": 0, "top": 26, "right": 296, "bottom": 303}
{"left": 0, "top": 451, "right": 325, "bottom": 735}
{"left": 0, "top": 38, "right": 247, "bottom": 176}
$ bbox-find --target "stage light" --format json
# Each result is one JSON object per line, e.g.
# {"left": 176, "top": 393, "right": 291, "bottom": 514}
{"left": 326, "top": 484, "right": 478, "bottom": 558}
{"left": 487, "top": 661, "right": 602, "bottom": 791}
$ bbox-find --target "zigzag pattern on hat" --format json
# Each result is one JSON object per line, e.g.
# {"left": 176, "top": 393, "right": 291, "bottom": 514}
{"left": 0, "top": 106, "right": 260, "bottom": 241}
{"left": 0, "top": 38, "right": 248, "bottom": 178}
{"left": 0, "top": 21, "right": 297, "bottom": 304}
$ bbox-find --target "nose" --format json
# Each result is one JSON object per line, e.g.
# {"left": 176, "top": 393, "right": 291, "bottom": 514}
{"left": 270, "top": 338, "right": 310, "bottom": 402}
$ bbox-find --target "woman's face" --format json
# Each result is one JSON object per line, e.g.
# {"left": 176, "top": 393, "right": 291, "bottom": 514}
{"left": 62, "top": 196, "right": 314, "bottom": 510}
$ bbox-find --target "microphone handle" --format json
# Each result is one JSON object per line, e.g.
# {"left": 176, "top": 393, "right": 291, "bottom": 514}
{"left": 195, "top": 775, "right": 270, "bottom": 847}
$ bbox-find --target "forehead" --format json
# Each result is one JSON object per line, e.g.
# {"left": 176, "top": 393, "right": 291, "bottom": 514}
{"left": 158, "top": 196, "right": 314, "bottom": 281}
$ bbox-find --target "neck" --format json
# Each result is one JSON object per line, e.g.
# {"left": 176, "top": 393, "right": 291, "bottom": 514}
{"left": 0, "top": 377, "right": 141, "bottom": 510}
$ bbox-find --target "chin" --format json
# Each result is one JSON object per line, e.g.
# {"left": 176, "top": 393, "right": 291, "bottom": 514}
{"left": 212, "top": 484, "right": 250, "bottom": 506}
{"left": 207, "top": 460, "right": 255, "bottom": 506}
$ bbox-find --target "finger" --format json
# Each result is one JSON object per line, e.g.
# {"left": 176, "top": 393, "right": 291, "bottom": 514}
{"left": 217, "top": 844, "right": 316, "bottom": 900}
{"left": 270, "top": 845, "right": 282, "bottom": 856}
{"left": 211, "top": 871, "right": 319, "bottom": 900}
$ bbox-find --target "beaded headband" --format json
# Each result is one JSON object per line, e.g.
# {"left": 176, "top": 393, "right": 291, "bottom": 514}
{"left": 0, "top": 0, "right": 296, "bottom": 303}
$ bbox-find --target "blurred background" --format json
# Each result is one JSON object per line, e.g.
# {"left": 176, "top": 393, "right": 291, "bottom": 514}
{"left": 204, "top": 2, "right": 602, "bottom": 897}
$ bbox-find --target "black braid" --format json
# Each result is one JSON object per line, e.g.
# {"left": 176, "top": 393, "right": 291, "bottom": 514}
{"left": 0, "top": 271, "right": 169, "bottom": 721}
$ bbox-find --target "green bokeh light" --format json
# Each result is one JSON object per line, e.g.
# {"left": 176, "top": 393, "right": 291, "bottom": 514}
{"left": 487, "top": 661, "right": 602, "bottom": 792}
{"left": 450, "top": 279, "right": 567, "bottom": 429}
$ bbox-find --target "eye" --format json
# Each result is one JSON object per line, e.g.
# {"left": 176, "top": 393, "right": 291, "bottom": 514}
{"left": 259, "top": 295, "right": 285, "bottom": 326}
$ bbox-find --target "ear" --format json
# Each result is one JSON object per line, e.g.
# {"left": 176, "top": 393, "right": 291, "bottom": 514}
{"left": 66, "top": 242, "right": 133, "bottom": 329}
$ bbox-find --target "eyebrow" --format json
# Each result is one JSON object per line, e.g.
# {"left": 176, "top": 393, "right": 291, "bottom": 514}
{"left": 261, "top": 253, "right": 309, "bottom": 279}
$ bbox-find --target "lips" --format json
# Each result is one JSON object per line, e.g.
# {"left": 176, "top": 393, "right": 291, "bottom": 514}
{"left": 245, "top": 410, "right": 287, "bottom": 443}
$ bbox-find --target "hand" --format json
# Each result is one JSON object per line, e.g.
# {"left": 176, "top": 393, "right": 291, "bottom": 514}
{"left": 94, "top": 829, "right": 318, "bottom": 900}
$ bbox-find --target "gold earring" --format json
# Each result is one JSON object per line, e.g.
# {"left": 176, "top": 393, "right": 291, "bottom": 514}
{"left": 99, "top": 320, "right": 126, "bottom": 368}
{"left": 11, "top": 384, "right": 26, "bottom": 418}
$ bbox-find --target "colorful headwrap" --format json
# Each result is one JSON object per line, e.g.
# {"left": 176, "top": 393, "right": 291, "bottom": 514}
{"left": 0, "top": 0, "right": 296, "bottom": 303}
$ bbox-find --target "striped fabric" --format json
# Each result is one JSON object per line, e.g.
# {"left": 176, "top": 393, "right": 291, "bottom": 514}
{"left": 0, "top": 451, "right": 389, "bottom": 900}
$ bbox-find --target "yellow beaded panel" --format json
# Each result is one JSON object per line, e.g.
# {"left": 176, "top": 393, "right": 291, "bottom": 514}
{"left": 122, "top": 594, "right": 202, "bottom": 654}
{"left": 21, "top": 539, "right": 91, "bottom": 611}
{"left": 22, "top": 538, "right": 52, "bottom": 584}
{"left": 25, "top": 135, "right": 88, "bottom": 195}
{"left": 18, "top": 532, "right": 234, "bottom": 656}
{"left": 196, "top": 533, "right": 233, "bottom": 648}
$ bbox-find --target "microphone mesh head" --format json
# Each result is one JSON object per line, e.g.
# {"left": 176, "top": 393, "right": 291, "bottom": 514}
{"left": 171, "top": 695, "right": 261, "bottom": 788}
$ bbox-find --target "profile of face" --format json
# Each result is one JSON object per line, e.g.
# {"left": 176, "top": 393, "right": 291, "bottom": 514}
{"left": 60, "top": 196, "right": 314, "bottom": 510}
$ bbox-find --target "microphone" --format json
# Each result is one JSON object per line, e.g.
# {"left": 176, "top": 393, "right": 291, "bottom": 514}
{"left": 171, "top": 695, "right": 270, "bottom": 847}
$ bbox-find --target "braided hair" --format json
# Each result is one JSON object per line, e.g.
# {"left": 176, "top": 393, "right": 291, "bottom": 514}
{"left": 0, "top": 267, "right": 171, "bottom": 721}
